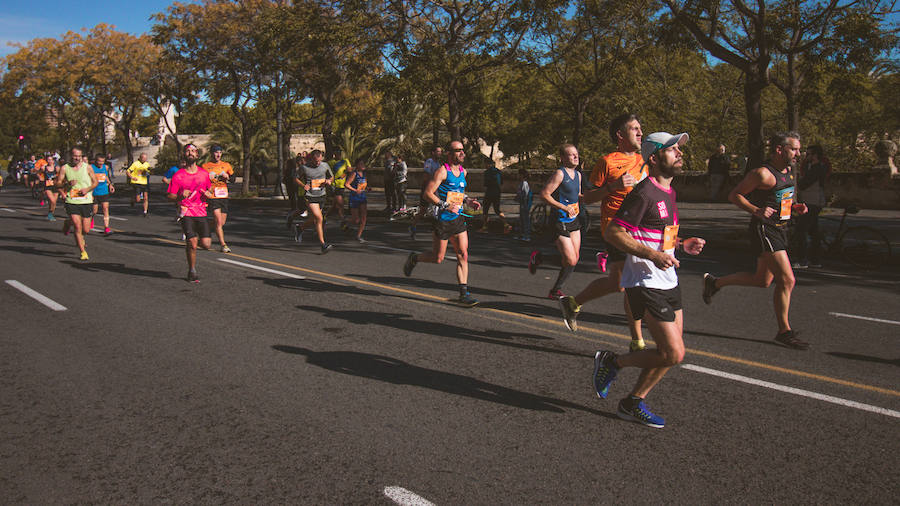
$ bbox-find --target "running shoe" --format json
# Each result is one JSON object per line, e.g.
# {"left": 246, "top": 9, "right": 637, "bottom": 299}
{"left": 357, "top": 237, "right": 367, "bottom": 244}
{"left": 702, "top": 273, "right": 719, "bottom": 304}
{"left": 596, "top": 251, "right": 608, "bottom": 272}
{"left": 774, "top": 330, "right": 809, "bottom": 350}
{"left": 617, "top": 398, "right": 665, "bottom": 428}
{"left": 79, "top": 251, "right": 89, "bottom": 261}
{"left": 90, "top": 217, "right": 94, "bottom": 229}
{"left": 222, "top": 245, "right": 232, "bottom": 253}
{"left": 592, "top": 350, "right": 618, "bottom": 399}
{"left": 403, "top": 252, "right": 417, "bottom": 277}
{"left": 47, "top": 213, "right": 56, "bottom": 221}
{"left": 548, "top": 289, "right": 564, "bottom": 299}
{"left": 559, "top": 296, "right": 581, "bottom": 332}
{"left": 457, "top": 292, "right": 479, "bottom": 307}
{"left": 40, "top": 200, "right": 45, "bottom": 207}
{"left": 300, "top": 210, "right": 308, "bottom": 218}
{"left": 409, "top": 225, "right": 416, "bottom": 240}
{"left": 104, "top": 227, "right": 111, "bottom": 235}
{"left": 341, "top": 221, "right": 350, "bottom": 233}
{"left": 321, "top": 243, "right": 333, "bottom": 254}
{"left": 629, "top": 339, "right": 646, "bottom": 352}
{"left": 187, "top": 270, "right": 199, "bottom": 283}
{"left": 294, "top": 225, "right": 303, "bottom": 244}
{"left": 528, "top": 250, "right": 542, "bottom": 274}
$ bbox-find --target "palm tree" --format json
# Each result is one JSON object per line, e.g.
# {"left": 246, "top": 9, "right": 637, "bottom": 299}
{"left": 209, "top": 120, "right": 276, "bottom": 192}
{"left": 374, "top": 102, "right": 432, "bottom": 164}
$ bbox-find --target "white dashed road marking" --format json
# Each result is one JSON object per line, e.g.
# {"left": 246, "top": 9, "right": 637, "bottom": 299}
{"left": 383, "top": 486, "right": 435, "bottom": 506}
{"left": 218, "top": 258, "right": 306, "bottom": 279}
{"left": 828, "top": 312, "right": 900, "bottom": 326}
{"left": 5, "top": 280, "right": 67, "bottom": 311}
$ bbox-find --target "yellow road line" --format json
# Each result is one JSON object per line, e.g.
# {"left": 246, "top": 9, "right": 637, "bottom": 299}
{"left": 154, "top": 238, "right": 900, "bottom": 398}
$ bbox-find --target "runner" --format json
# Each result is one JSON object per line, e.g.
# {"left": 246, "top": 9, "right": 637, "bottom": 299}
{"left": 403, "top": 141, "right": 481, "bottom": 307}
{"left": 558, "top": 113, "right": 647, "bottom": 353}
{"left": 24, "top": 155, "right": 36, "bottom": 194}
{"left": 528, "top": 144, "right": 583, "bottom": 298}
{"left": 409, "top": 146, "right": 443, "bottom": 240}
{"left": 126, "top": 153, "right": 151, "bottom": 217}
{"left": 34, "top": 155, "right": 48, "bottom": 206}
{"left": 345, "top": 158, "right": 368, "bottom": 243}
{"left": 294, "top": 149, "right": 334, "bottom": 253}
{"left": 57, "top": 147, "right": 98, "bottom": 261}
{"left": 702, "top": 131, "right": 810, "bottom": 349}
{"left": 591, "top": 131, "right": 705, "bottom": 428}
{"left": 202, "top": 146, "right": 234, "bottom": 253}
{"left": 166, "top": 144, "right": 213, "bottom": 282}
{"left": 90, "top": 153, "right": 115, "bottom": 235}
{"left": 42, "top": 155, "right": 61, "bottom": 220}
{"left": 327, "top": 150, "right": 350, "bottom": 227}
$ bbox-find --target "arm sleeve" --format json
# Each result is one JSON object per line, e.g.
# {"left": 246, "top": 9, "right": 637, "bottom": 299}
{"left": 589, "top": 158, "right": 608, "bottom": 189}
{"left": 611, "top": 189, "right": 648, "bottom": 232}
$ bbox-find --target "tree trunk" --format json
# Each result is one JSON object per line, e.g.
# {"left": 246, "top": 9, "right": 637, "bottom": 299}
{"left": 572, "top": 100, "right": 586, "bottom": 148}
{"left": 448, "top": 78, "right": 461, "bottom": 141}
{"left": 276, "top": 98, "right": 285, "bottom": 198}
{"left": 432, "top": 118, "right": 440, "bottom": 149}
{"left": 241, "top": 116, "right": 252, "bottom": 195}
{"left": 744, "top": 72, "right": 767, "bottom": 170}
{"left": 785, "top": 52, "right": 800, "bottom": 131}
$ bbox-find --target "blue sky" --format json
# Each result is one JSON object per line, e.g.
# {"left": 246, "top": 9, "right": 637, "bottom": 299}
{"left": 0, "top": 0, "right": 178, "bottom": 58}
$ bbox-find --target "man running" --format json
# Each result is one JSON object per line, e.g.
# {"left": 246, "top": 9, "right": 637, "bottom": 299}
{"left": 126, "top": 152, "right": 151, "bottom": 217}
{"left": 167, "top": 144, "right": 213, "bottom": 282}
{"left": 328, "top": 150, "right": 350, "bottom": 228}
{"left": 702, "top": 131, "right": 809, "bottom": 349}
{"left": 57, "top": 147, "right": 98, "bottom": 261}
{"left": 591, "top": 131, "right": 705, "bottom": 428}
{"left": 529, "top": 144, "right": 583, "bottom": 298}
{"left": 558, "top": 114, "right": 647, "bottom": 353}
{"left": 90, "top": 153, "right": 115, "bottom": 235}
{"left": 294, "top": 149, "right": 334, "bottom": 253}
{"left": 410, "top": 146, "right": 443, "bottom": 240}
{"left": 403, "top": 141, "right": 481, "bottom": 306}
{"left": 202, "top": 145, "right": 234, "bottom": 253}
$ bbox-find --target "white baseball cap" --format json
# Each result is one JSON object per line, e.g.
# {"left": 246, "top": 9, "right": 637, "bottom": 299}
{"left": 641, "top": 132, "right": 689, "bottom": 163}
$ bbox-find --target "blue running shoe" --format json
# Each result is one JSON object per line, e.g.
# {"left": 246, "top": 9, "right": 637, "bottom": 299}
{"left": 592, "top": 350, "right": 618, "bottom": 398}
{"left": 617, "top": 398, "right": 665, "bottom": 428}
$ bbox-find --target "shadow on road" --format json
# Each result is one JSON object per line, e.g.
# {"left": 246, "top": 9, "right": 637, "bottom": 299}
{"left": 826, "top": 351, "right": 899, "bottom": 367}
{"left": 63, "top": 261, "right": 173, "bottom": 279}
{"left": 271, "top": 345, "right": 613, "bottom": 417}
{"left": 0, "top": 244, "right": 71, "bottom": 257}
{"left": 296, "top": 305, "right": 586, "bottom": 358}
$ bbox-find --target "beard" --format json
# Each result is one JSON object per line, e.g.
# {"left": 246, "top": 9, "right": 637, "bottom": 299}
{"left": 184, "top": 154, "right": 198, "bottom": 165}
{"left": 659, "top": 160, "right": 683, "bottom": 178}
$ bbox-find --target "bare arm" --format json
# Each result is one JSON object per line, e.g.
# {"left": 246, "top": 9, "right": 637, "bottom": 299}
{"left": 603, "top": 222, "right": 678, "bottom": 270}
{"left": 728, "top": 167, "right": 775, "bottom": 220}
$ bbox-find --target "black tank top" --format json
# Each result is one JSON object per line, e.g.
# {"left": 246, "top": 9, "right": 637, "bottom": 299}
{"left": 749, "top": 163, "right": 795, "bottom": 224}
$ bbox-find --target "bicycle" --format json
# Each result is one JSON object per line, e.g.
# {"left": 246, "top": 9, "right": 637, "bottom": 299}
{"left": 389, "top": 206, "right": 419, "bottom": 222}
{"left": 818, "top": 204, "right": 892, "bottom": 270}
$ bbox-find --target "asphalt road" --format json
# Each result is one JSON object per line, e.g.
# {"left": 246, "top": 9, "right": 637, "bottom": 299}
{"left": 1, "top": 184, "right": 898, "bottom": 504}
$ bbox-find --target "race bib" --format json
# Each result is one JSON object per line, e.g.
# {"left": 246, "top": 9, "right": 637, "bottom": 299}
{"left": 214, "top": 186, "right": 228, "bottom": 198}
{"left": 311, "top": 178, "right": 325, "bottom": 189}
{"left": 69, "top": 188, "right": 81, "bottom": 198}
{"left": 776, "top": 187, "right": 794, "bottom": 220}
{"left": 96, "top": 174, "right": 106, "bottom": 182}
{"left": 446, "top": 191, "right": 465, "bottom": 206}
{"left": 568, "top": 202, "right": 579, "bottom": 217}
{"left": 663, "top": 224, "right": 679, "bottom": 251}
{"left": 357, "top": 182, "right": 367, "bottom": 191}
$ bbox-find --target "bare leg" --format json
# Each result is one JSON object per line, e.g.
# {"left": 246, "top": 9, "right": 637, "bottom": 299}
{"left": 616, "top": 310, "right": 684, "bottom": 399}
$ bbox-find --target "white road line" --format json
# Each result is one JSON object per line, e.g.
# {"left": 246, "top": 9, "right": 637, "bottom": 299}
{"left": 1, "top": 208, "right": 16, "bottom": 213}
{"left": 682, "top": 364, "right": 900, "bottom": 419}
{"left": 218, "top": 258, "right": 306, "bottom": 279}
{"left": 828, "top": 312, "right": 900, "bottom": 326}
{"left": 4, "top": 280, "right": 67, "bottom": 311}
{"left": 383, "top": 486, "right": 435, "bottom": 506}
{"left": 109, "top": 216, "right": 128, "bottom": 221}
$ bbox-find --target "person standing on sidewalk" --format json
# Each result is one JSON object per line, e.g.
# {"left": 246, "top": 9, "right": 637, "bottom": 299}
{"left": 382, "top": 151, "right": 397, "bottom": 213}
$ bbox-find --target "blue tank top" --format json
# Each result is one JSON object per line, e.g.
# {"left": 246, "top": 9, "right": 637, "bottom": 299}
{"left": 349, "top": 171, "right": 367, "bottom": 202}
{"left": 437, "top": 165, "right": 467, "bottom": 221}
{"left": 552, "top": 167, "right": 581, "bottom": 223}
{"left": 92, "top": 163, "right": 111, "bottom": 195}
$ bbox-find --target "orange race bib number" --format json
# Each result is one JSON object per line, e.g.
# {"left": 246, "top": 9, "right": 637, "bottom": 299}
{"left": 663, "top": 224, "right": 680, "bottom": 251}
{"left": 776, "top": 187, "right": 794, "bottom": 220}
{"left": 96, "top": 174, "right": 106, "bottom": 182}
{"left": 446, "top": 191, "right": 465, "bottom": 207}
{"left": 311, "top": 178, "right": 325, "bottom": 189}
{"left": 214, "top": 186, "right": 228, "bottom": 198}
{"left": 779, "top": 198, "right": 793, "bottom": 220}
{"left": 568, "top": 202, "right": 579, "bottom": 217}
{"left": 69, "top": 188, "right": 81, "bottom": 199}
{"left": 357, "top": 182, "right": 367, "bottom": 191}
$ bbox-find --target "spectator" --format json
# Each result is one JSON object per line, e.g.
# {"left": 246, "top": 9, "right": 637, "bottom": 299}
{"left": 792, "top": 145, "right": 828, "bottom": 269}
{"left": 481, "top": 163, "right": 508, "bottom": 231}
{"left": 707, "top": 143, "right": 730, "bottom": 201}
{"left": 514, "top": 168, "right": 533, "bottom": 241}
{"left": 382, "top": 151, "right": 397, "bottom": 213}
{"left": 394, "top": 154, "right": 408, "bottom": 212}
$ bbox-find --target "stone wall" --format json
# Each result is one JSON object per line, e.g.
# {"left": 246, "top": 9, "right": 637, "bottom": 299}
{"left": 383, "top": 168, "right": 900, "bottom": 210}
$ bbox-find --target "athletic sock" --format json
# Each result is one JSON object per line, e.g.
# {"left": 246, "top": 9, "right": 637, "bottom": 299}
{"left": 459, "top": 284, "right": 468, "bottom": 297}
{"left": 551, "top": 265, "right": 574, "bottom": 292}
{"left": 622, "top": 395, "right": 643, "bottom": 410}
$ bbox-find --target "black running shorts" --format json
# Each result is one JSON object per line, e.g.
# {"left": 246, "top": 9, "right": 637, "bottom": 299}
{"left": 94, "top": 193, "right": 110, "bottom": 204}
{"left": 749, "top": 220, "right": 789, "bottom": 256}
{"left": 305, "top": 195, "right": 326, "bottom": 207}
{"left": 181, "top": 216, "right": 211, "bottom": 240}
{"left": 209, "top": 198, "right": 229, "bottom": 214}
{"left": 554, "top": 219, "right": 582, "bottom": 238}
{"left": 432, "top": 215, "right": 467, "bottom": 240}
{"left": 625, "top": 285, "right": 683, "bottom": 322}
{"left": 65, "top": 203, "right": 93, "bottom": 218}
